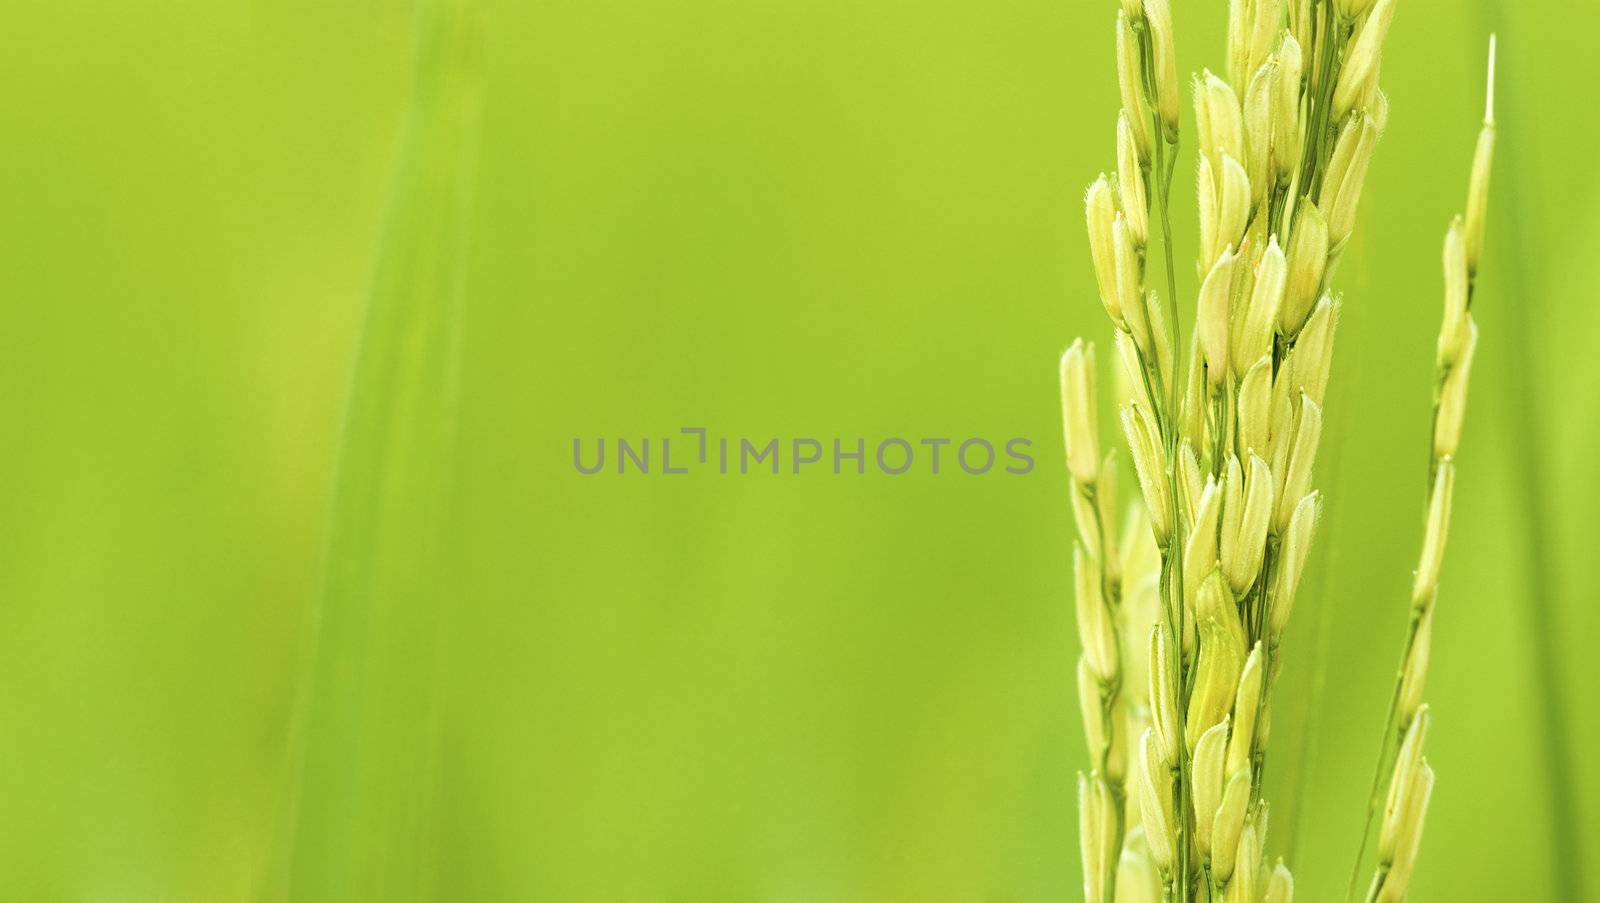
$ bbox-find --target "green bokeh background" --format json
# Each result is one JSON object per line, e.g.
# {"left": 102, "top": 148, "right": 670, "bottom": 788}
{"left": 1, "top": 0, "right": 1596, "bottom": 900}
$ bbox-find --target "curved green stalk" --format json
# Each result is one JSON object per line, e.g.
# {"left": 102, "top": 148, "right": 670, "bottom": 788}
{"left": 264, "top": 2, "right": 482, "bottom": 900}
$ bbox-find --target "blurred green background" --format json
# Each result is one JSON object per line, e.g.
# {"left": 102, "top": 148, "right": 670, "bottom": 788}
{"left": 1, "top": 0, "right": 1596, "bottom": 900}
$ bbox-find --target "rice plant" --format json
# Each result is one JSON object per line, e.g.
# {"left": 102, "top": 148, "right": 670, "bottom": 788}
{"left": 1060, "top": 2, "right": 1496, "bottom": 900}
{"left": 1349, "top": 37, "right": 1497, "bottom": 903}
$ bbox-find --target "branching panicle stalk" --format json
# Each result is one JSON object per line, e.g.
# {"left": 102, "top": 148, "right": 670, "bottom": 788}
{"left": 1351, "top": 36, "right": 1499, "bottom": 903}
{"left": 1061, "top": 3, "right": 1495, "bottom": 902}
